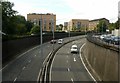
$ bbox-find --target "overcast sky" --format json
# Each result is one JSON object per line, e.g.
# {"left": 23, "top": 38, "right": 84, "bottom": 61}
{"left": 9, "top": 0, "right": 119, "bottom": 24}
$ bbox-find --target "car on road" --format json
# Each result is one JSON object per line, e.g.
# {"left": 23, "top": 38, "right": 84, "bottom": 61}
{"left": 50, "top": 39, "right": 57, "bottom": 44}
{"left": 71, "top": 44, "right": 78, "bottom": 53}
{"left": 111, "top": 36, "right": 120, "bottom": 45}
{"left": 58, "top": 39, "right": 63, "bottom": 44}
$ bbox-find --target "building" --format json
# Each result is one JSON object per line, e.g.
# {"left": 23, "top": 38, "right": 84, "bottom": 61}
{"left": 89, "top": 18, "right": 109, "bottom": 31}
{"left": 112, "top": 29, "right": 120, "bottom": 36}
{"left": 68, "top": 19, "right": 89, "bottom": 31}
{"left": 27, "top": 13, "right": 56, "bottom": 31}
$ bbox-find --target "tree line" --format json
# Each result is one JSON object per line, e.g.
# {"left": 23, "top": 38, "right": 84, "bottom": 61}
{"left": 2, "top": 1, "right": 40, "bottom": 37}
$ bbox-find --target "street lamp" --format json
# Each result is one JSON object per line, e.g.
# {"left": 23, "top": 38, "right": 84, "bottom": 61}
{"left": 39, "top": 15, "right": 43, "bottom": 56}
{"left": 51, "top": 15, "right": 55, "bottom": 51}
{"left": 68, "top": 22, "right": 70, "bottom": 41}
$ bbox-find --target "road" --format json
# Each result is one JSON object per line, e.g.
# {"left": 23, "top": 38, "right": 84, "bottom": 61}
{"left": 2, "top": 36, "right": 85, "bottom": 82}
{"left": 50, "top": 38, "right": 94, "bottom": 82}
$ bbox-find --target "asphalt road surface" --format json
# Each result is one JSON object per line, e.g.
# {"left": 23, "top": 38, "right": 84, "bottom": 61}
{"left": 50, "top": 38, "right": 94, "bottom": 82}
{"left": 2, "top": 36, "right": 85, "bottom": 82}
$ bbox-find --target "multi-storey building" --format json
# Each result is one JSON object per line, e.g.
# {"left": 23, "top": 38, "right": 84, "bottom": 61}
{"left": 27, "top": 13, "right": 56, "bottom": 31}
{"left": 67, "top": 19, "right": 89, "bottom": 31}
{"left": 89, "top": 18, "right": 109, "bottom": 31}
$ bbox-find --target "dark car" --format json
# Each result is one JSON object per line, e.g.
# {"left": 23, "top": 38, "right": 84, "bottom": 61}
{"left": 112, "top": 36, "right": 120, "bottom": 45}
{"left": 103, "top": 36, "right": 112, "bottom": 43}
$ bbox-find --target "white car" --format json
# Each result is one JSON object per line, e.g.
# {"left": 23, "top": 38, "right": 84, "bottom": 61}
{"left": 50, "top": 39, "right": 57, "bottom": 44}
{"left": 58, "top": 39, "right": 63, "bottom": 44}
{"left": 71, "top": 45, "right": 78, "bottom": 53}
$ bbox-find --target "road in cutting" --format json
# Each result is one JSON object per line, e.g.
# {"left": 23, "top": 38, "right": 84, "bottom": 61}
{"left": 2, "top": 36, "right": 85, "bottom": 81}
{"left": 50, "top": 38, "right": 94, "bottom": 82}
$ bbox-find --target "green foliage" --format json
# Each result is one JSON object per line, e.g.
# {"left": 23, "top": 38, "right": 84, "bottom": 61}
{"left": 59, "top": 24, "right": 63, "bottom": 28}
{"left": 97, "top": 20, "right": 107, "bottom": 33}
{"left": 15, "top": 23, "right": 27, "bottom": 35}
{"left": 30, "top": 25, "right": 40, "bottom": 34}
{"left": 72, "top": 26, "right": 77, "bottom": 31}
{"left": 109, "top": 23, "right": 115, "bottom": 32}
{"left": 26, "top": 21, "right": 34, "bottom": 32}
{"left": 2, "top": 1, "right": 18, "bottom": 35}
{"left": 108, "top": 18, "right": 119, "bottom": 32}
{"left": 114, "top": 20, "right": 119, "bottom": 29}
{"left": 2, "top": 1, "right": 17, "bottom": 17}
{"left": 56, "top": 24, "right": 63, "bottom": 31}
{"left": 2, "top": 1, "right": 34, "bottom": 37}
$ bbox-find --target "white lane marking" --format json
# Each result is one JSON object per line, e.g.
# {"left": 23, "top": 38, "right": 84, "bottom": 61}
{"left": 34, "top": 55, "right": 36, "bottom": 57}
{"left": 74, "top": 58, "right": 76, "bottom": 62}
{"left": 50, "top": 48, "right": 61, "bottom": 82}
{"left": 14, "top": 77, "right": 17, "bottom": 82}
{"left": 66, "top": 60, "right": 68, "bottom": 63}
{"left": 39, "top": 51, "right": 41, "bottom": 53}
{"left": 80, "top": 43, "right": 97, "bottom": 82}
{"left": 1, "top": 45, "right": 40, "bottom": 71}
{"left": 71, "top": 78, "right": 74, "bottom": 83}
{"left": 43, "top": 51, "right": 52, "bottom": 65}
{"left": 22, "top": 66, "right": 26, "bottom": 70}
{"left": 37, "top": 69, "right": 41, "bottom": 82}
{"left": 29, "top": 60, "right": 31, "bottom": 63}
{"left": 67, "top": 68, "right": 70, "bottom": 72}
{"left": 37, "top": 51, "right": 52, "bottom": 82}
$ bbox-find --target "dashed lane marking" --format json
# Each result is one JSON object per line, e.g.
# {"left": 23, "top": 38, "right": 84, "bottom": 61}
{"left": 13, "top": 77, "right": 17, "bottom": 82}
{"left": 68, "top": 68, "right": 70, "bottom": 72}
{"left": 74, "top": 58, "right": 76, "bottom": 62}
{"left": 22, "top": 66, "right": 26, "bottom": 70}
{"left": 71, "top": 78, "right": 74, "bottom": 83}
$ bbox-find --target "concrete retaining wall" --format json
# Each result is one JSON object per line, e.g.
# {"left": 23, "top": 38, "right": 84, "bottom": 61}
{"left": 81, "top": 38, "right": 119, "bottom": 81}
{"left": 2, "top": 32, "right": 84, "bottom": 64}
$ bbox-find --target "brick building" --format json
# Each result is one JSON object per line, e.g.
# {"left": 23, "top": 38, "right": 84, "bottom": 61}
{"left": 27, "top": 13, "right": 56, "bottom": 31}
{"left": 89, "top": 18, "right": 109, "bottom": 31}
{"left": 68, "top": 19, "right": 89, "bottom": 31}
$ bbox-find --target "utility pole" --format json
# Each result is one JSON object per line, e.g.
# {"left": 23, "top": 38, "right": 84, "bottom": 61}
{"left": 39, "top": 14, "right": 43, "bottom": 55}
{"left": 52, "top": 15, "right": 55, "bottom": 51}
{"left": 69, "top": 22, "right": 70, "bottom": 41}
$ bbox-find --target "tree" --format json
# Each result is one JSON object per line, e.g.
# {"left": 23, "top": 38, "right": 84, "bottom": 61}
{"left": 26, "top": 21, "right": 34, "bottom": 32}
{"left": 2, "top": 1, "right": 18, "bottom": 35}
{"left": 97, "top": 20, "right": 108, "bottom": 33}
{"left": 30, "top": 25, "right": 40, "bottom": 34}
{"left": 72, "top": 26, "right": 77, "bottom": 31}
{"left": 56, "top": 24, "right": 63, "bottom": 31}
{"left": 109, "top": 23, "right": 115, "bottom": 32}
{"left": 13, "top": 15, "right": 27, "bottom": 35}
{"left": 59, "top": 24, "right": 63, "bottom": 31}
{"left": 114, "top": 20, "right": 119, "bottom": 29}
{"left": 15, "top": 23, "right": 27, "bottom": 35}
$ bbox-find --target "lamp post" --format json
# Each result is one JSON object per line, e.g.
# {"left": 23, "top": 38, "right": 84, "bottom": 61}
{"left": 68, "top": 22, "right": 70, "bottom": 41}
{"left": 51, "top": 15, "right": 55, "bottom": 51}
{"left": 39, "top": 15, "right": 43, "bottom": 55}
